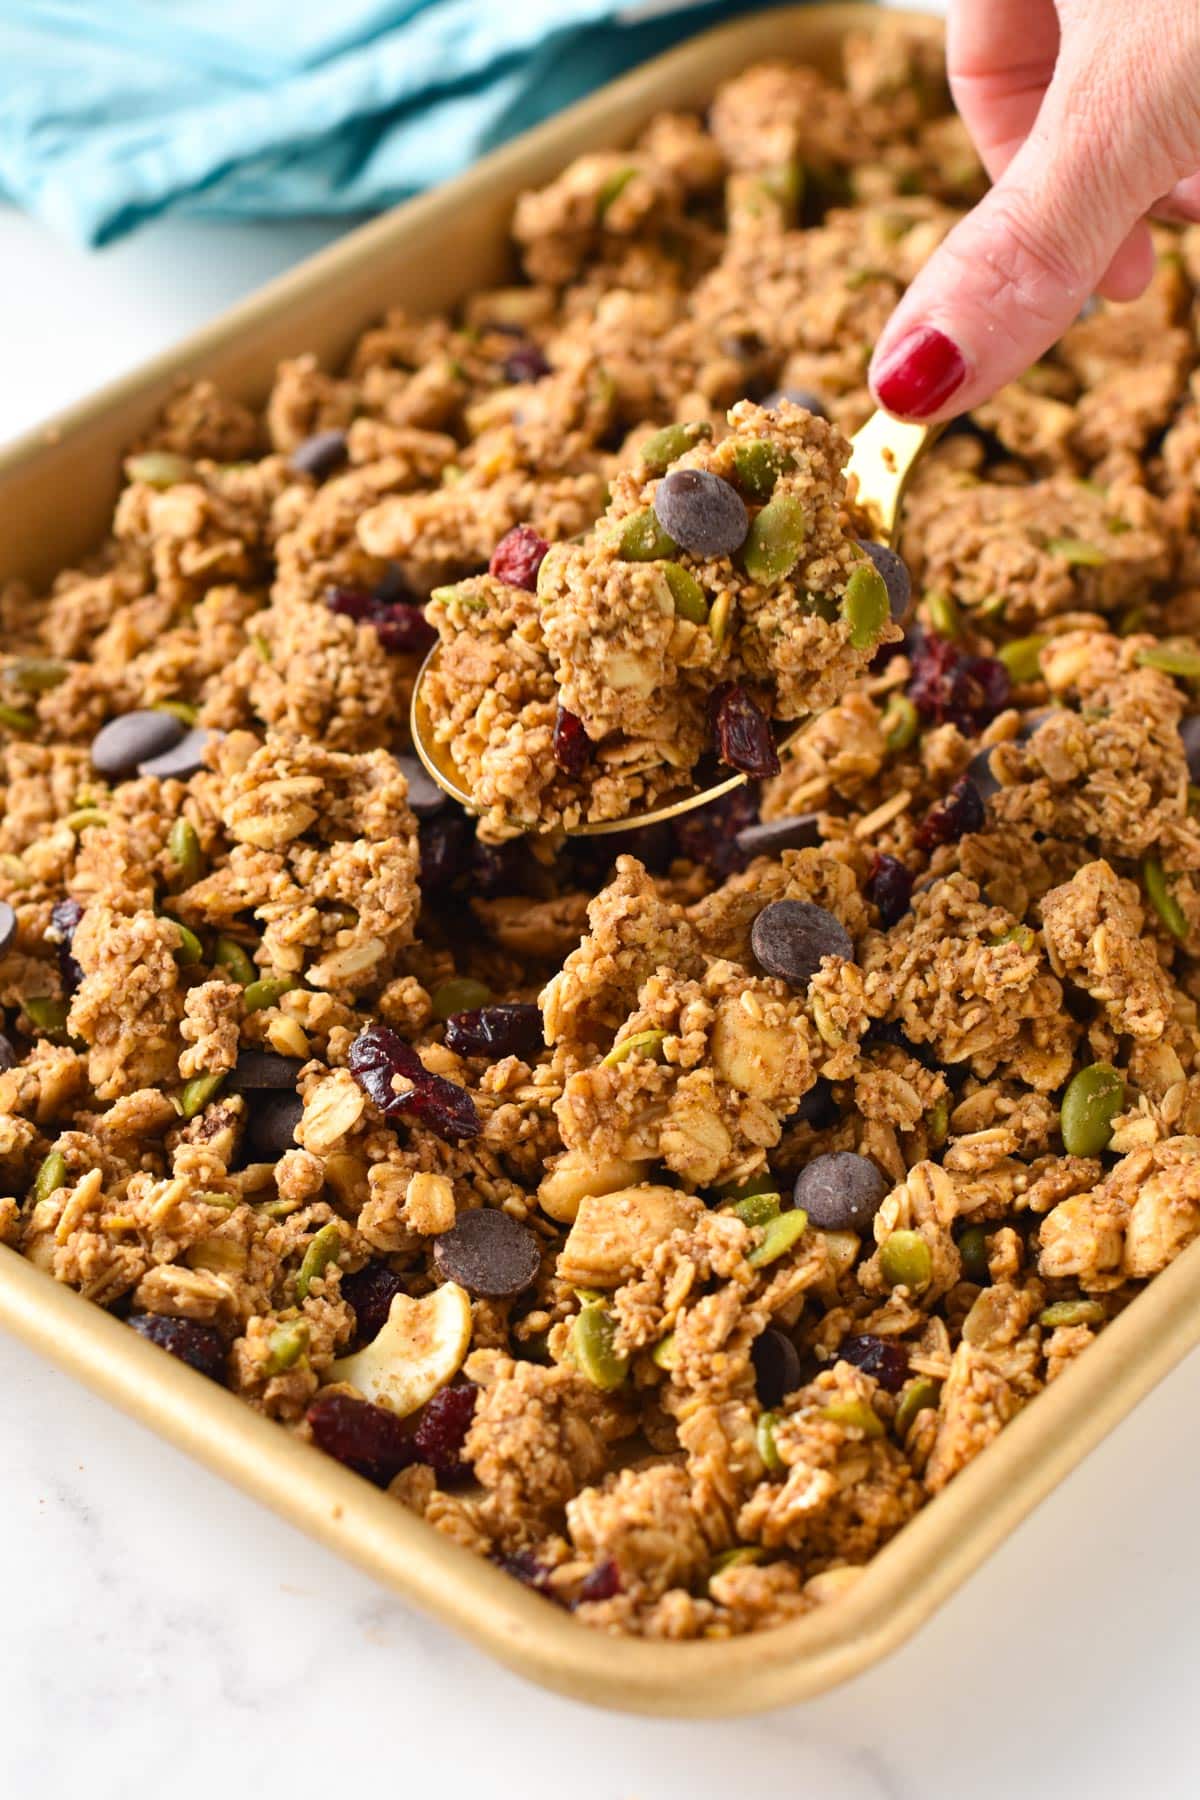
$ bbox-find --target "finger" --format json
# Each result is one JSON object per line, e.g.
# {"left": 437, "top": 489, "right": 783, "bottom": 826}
{"left": 1152, "top": 171, "right": 1200, "bottom": 225}
{"left": 1095, "top": 220, "right": 1156, "bottom": 301}
{"left": 946, "top": 0, "right": 1060, "bottom": 179}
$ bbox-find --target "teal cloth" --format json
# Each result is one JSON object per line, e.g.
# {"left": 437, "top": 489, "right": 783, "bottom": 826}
{"left": 0, "top": 0, "right": 790, "bottom": 247}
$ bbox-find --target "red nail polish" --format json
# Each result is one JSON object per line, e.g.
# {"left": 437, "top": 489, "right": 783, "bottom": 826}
{"left": 874, "top": 325, "right": 967, "bottom": 418}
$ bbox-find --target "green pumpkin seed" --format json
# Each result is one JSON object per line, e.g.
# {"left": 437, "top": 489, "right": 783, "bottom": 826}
{"left": 1039, "top": 1298, "right": 1106, "bottom": 1329}
{"left": 295, "top": 1221, "right": 343, "bottom": 1301}
{"left": 842, "top": 562, "right": 890, "bottom": 650}
{"left": 264, "top": 1319, "right": 310, "bottom": 1374}
{"left": 708, "top": 590, "right": 733, "bottom": 648}
{"left": 821, "top": 1398, "right": 884, "bottom": 1438}
{"left": 1142, "top": 855, "right": 1189, "bottom": 940}
{"left": 728, "top": 1191, "right": 782, "bottom": 1227}
{"left": 710, "top": 1546, "right": 765, "bottom": 1581}
{"left": 894, "top": 1375, "right": 940, "bottom": 1439}
{"left": 747, "top": 1206, "right": 808, "bottom": 1269}
{"left": 651, "top": 1331, "right": 678, "bottom": 1371}
{"left": 731, "top": 440, "right": 794, "bottom": 503}
{"left": 601, "top": 1027, "right": 668, "bottom": 1067}
{"left": 178, "top": 1071, "right": 226, "bottom": 1119}
{"left": 1046, "top": 536, "right": 1107, "bottom": 566}
{"left": 1136, "top": 642, "right": 1200, "bottom": 680}
{"left": 881, "top": 692, "right": 919, "bottom": 752}
{"left": 638, "top": 420, "right": 712, "bottom": 475}
{"left": 998, "top": 635, "right": 1049, "bottom": 683}
{"left": 431, "top": 976, "right": 493, "bottom": 1021}
{"left": 167, "top": 817, "right": 203, "bottom": 888}
{"left": 879, "top": 1229, "right": 932, "bottom": 1291}
{"left": 7, "top": 658, "right": 67, "bottom": 693}
{"left": 617, "top": 508, "right": 677, "bottom": 562}
{"left": 990, "top": 923, "right": 1036, "bottom": 951}
{"left": 171, "top": 920, "right": 205, "bottom": 965}
{"left": 756, "top": 1409, "right": 784, "bottom": 1474}
{"left": 572, "top": 1301, "right": 629, "bottom": 1390}
{"left": 155, "top": 700, "right": 199, "bottom": 726}
{"left": 925, "top": 1095, "right": 949, "bottom": 1148}
{"left": 759, "top": 159, "right": 804, "bottom": 215}
{"left": 741, "top": 493, "right": 808, "bottom": 585}
{"left": 1059, "top": 1062, "right": 1124, "bottom": 1156}
{"left": 716, "top": 1171, "right": 778, "bottom": 1201}
{"left": 126, "top": 451, "right": 194, "bottom": 489}
{"left": 925, "top": 589, "right": 960, "bottom": 639}
{"left": 597, "top": 164, "right": 636, "bottom": 216}
{"left": 956, "top": 1223, "right": 990, "bottom": 1285}
{"left": 64, "top": 808, "right": 107, "bottom": 832}
{"left": 25, "top": 995, "right": 70, "bottom": 1039}
{"left": 0, "top": 702, "right": 36, "bottom": 735}
{"left": 243, "top": 975, "right": 300, "bottom": 1012}
{"left": 661, "top": 562, "right": 708, "bottom": 624}
{"left": 214, "top": 935, "right": 256, "bottom": 986}
{"left": 32, "top": 1150, "right": 68, "bottom": 1206}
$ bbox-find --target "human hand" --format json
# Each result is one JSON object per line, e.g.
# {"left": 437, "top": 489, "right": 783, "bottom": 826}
{"left": 868, "top": 0, "right": 1200, "bottom": 421}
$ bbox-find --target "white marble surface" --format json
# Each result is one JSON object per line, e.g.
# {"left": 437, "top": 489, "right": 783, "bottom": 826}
{"left": 4, "top": 113, "right": 1200, "bottom": 1796}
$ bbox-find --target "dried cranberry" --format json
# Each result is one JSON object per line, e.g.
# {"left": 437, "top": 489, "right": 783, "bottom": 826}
{"left": 673, "top": 782, "right": 757, "bottom": 880}
{"left": 574, "top": 1559, "right": 622, "bottom": 1605}
{"left": 372, "top": 602, "right": 437, "bottom": 656}
{"left": 503, "top": 342, "right": 551, "bottom": 384}
{"left": 128, "top": 1312, "right": 227, "bottom": 1383}
{"left": 340, "top": 1261, "right": 406, "bottom": 1347}
{"left": 866, "top": 853, "right": 914, "bottom": 928}
{"left": 916, "top": 775, "right": 985, "bottom": 851}
{"left": 907, "top": 636, "right": 1010, "bottom": 736}
{"left": 489, "top": 523, "right": 549, "bottom": 592}
{"left": 348, "top": 1022, "right": 480, "bottom": 1142}
{"left": 711, "top": 683, "right": 781, "bottom": 778}
{"left": 47, "top": 897, "right": 84, "bottom": 992}
{"left": 552, "top": 704, "right": 590, "bottom": 776}
{"left": 492, "top": 1550, "right": 561, "bottom": 1600}
{"left": 471, "top": 837, "right": 529, "bottom": 897}
{"left": 306, "top": 1393, "right": 416, "bottom": 1486}
{"left": 837, "top": 1333, "right": 909, "bottom": 1393}
{"left": 326, "top": 585, "right": 377, "bottom": 622}
{"left": 412, "top": 1383, "right": 478, "bottom": 1479}
{"left": 419, "top": 811, "right": 473, "bottom": 890}
{"left": 444, "top": 1003, "right": 544, "bottom": 1061}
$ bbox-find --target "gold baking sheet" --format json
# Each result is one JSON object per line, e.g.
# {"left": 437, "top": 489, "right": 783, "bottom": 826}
{"left": 3, "top": 4, "right": 1196, "bottom": 1716}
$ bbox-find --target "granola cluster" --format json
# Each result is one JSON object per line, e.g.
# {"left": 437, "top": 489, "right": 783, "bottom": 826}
{"left": 5, "top": 20, "right": 1200, "bottom": 1641}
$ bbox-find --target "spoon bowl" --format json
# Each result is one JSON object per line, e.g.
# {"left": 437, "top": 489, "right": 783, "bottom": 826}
{"left": 410, "top": 410, "right": 933, "bottom": 836}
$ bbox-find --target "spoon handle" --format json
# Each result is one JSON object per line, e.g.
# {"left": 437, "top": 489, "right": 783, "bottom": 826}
{"left": 845, "top": 410, "right": 938, "bottom": 547}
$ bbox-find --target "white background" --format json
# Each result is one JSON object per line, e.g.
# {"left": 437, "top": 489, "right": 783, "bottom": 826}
{"left": 3, "top": 7, "right": 1200, "bottom": 1794}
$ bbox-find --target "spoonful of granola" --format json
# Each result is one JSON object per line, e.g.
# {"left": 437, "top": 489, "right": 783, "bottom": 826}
{"left": 410, "top": 400, "right": 930, "bottom": 839}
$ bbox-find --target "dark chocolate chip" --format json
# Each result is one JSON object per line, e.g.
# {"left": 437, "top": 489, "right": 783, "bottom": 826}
{"left": 751, "top": 1327, "right": 802, "bottom": 1407}
{"left": 91, "top": 709, "right": 184, "bottom": 780}
{"left": 857, "top": 540, "right": 912, "bottom": 622}
{"left": 966, "top": 743, "right": 1001, "bottom": 801}
{"left": 762, "top": 386, "right": 827, "bottom": 419}
{"left": 1181, "top": 716, "right": 1200, "bottom": 783}
{"left": 0, "top": 1032, "right": 16, "bottom": 1073}
{"left": 653, "top": 469, "right": 749, "bottom": 558}
{"left": 750, "top": 899, "right": 854, "bottom": 988}
{"left": 735, "top": 813, "right": 821, "bottom": 858}
{"left": 433, "top": 1208, "right": 541, "bottom": 1299}
{"left": 0, "top": 900, "right": 15, "bottom": 957}
{"left": 793, "top": 1151, "right": 887, "bottom": 1232}
{"left": 397, "top": 753, "right": 448, "bottom": 819}
{"left": 226, "top": 1049, "right": 304, "bottom": 1091}
{"left": 289, "top": 428, "right": 349, "bottom": 480}
{"left": 242, "top": 1091, "right": 304, "bottom": 1161}
{"left": 138, "top": 726, "right": 221, "bottom": 781}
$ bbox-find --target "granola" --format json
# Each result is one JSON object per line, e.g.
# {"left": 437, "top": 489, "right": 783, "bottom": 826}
{"left": 5, "top": 18, "right": 1200, "bottom": 1642}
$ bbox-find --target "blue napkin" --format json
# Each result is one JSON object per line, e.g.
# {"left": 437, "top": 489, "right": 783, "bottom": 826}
{"left": 0, "top": 0, "right": 788, "bottom": 247}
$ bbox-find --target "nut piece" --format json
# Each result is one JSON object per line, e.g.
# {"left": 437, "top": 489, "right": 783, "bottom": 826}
{"left": 329, "top": 1282, "right": 472, "bottom": 1418}
{"left": 557, "top": 1185, "right": 703, "bottom": 1288}
{"left": 537, "top": 1150, "right": 650, "bottom": 1224}
{"left": 298, "top": 1069, "right": 366, "bottom": 1155}
{"left": 403, "top": 1171, "right": 456, "bottom": 1235}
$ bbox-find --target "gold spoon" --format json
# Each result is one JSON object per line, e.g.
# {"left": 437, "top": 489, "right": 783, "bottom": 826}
{"left": 410, "top": 411, "right": 932, "bottom": 835}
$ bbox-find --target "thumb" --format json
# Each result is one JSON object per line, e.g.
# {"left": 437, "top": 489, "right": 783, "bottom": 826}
{"left": 868, "top": 108, "right": 1159, "bottom": 421}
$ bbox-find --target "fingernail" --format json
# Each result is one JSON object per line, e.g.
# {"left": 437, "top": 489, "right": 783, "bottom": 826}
{"left": 873, "top": 325, "right": 967, "bottom": 418}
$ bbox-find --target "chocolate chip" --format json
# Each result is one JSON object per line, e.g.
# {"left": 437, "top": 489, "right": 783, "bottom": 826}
{"left": 762, "top": 386, "right": 826, "bottom": 418}
{"left": 138, "top": 726, "right": 221, "bottom": 781}
{"left": 966, "top": 743, "right": 1001, "bottom": 801}
{"left": 1181, "top": 716, "right": 1200, "bottom": 783}
{"left": 750, "top": 899, "right": 854, "bottom": 988}
{"left": 226, "top": 1049, "right": 304, "bottom": 1091}
{"left": 793, "top": 1151, "right": 887, "bottom": 1232}
{"left": 397, "top": 753, "right": 448, "bottom": 819}
{"left": 735, "top": 813, "right": 821, "bottom": 859}
{"left": 790, "top": 1076, "right": 839, "bottom": 1131}
{"left": 289, "top": 428, "right": 349, "bottom": 480}
{"left": 0, "top": 900, "right": 15, "bottom": 957}
{"left": 751, "top": 1327, "right": 802, "bottom": 1407}
{"left": 0, "top": 1032, "right": 16, "bottom": 1073}
{"left": 857, "top": 540, "right": 912, "bottom": 622}
{"left": 653, "top": 469, "right": 749, "bottom": 558}
{"left": 433, "top": 1208, "right": 541, "bottom": 1298}
{"left": 242, "top": 1091, "right": 304, "bottom": 1161}
{"left": 91, "top": 709, "right": 184, "bottom": 780}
